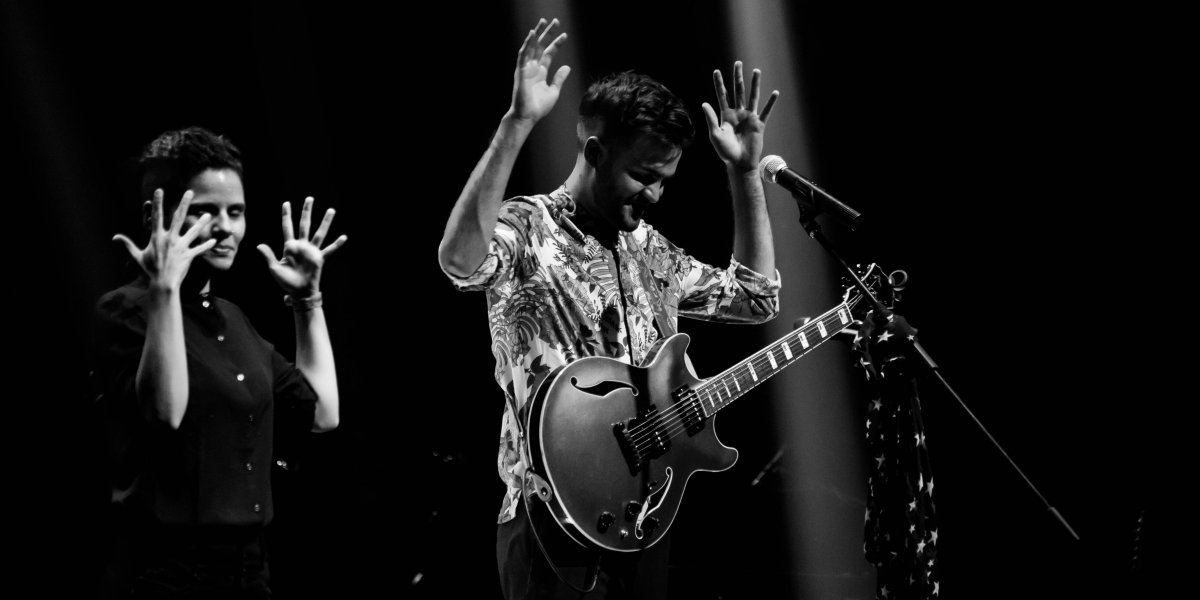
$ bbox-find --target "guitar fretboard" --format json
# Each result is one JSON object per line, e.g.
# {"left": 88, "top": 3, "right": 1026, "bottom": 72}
{"left": 692, "top": 302, "right": 854, "bottom": 417}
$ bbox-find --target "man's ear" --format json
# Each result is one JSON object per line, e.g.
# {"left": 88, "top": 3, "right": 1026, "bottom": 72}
{"left": 582, "top": 136, "right": 606, "bottom": 168}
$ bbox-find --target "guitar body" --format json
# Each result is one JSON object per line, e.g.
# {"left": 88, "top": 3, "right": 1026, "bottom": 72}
{"left": 524, "top": 334, "right": 737, "bottom": 553}
{"left": 521, "top": 264, "right": 886, "bottom": 561}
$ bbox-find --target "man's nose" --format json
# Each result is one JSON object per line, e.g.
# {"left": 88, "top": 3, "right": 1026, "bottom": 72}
{"left": 641, "top": 183, "right": 663, "bottom": 204}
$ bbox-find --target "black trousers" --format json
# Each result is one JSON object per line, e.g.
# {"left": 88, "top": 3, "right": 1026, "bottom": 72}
{"left": 497, "top": 501, "right": 671, "bottom": 600}
{"left": 122, "top": 522, "right": 271, "bottom": 599}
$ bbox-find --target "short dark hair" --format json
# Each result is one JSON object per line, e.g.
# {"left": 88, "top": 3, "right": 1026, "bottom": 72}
{"left": 138, "top": 126, "right": 243, "bottom": 205}
{"left": 579, "top": 71, "right": 694, "bottom": 149}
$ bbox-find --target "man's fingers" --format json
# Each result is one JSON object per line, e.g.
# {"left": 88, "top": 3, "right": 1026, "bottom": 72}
{"left": 759, "top": 91, "right": 780, "bottom": 123}
{"left": 537, "top": 18, "right": 559, "bottom": 46}
{"left": 517, "top": 25, "right": 539, "bottom": 66}
{"left": 712, "top": 70, "right": 730, "bottom": 118}
{"left": 733, "top": 61, "right": 745, "bottom": 109}
{"left": 520, "top": 18, "right": 548, "bottom": 65}
{"left": 700, "top": 102, "right": 721, "bottom": 133}
{"left": 748, "top": 69, "right": 761, "bottom": 113}
{"left": 541, "top": 32, "right": 568, "bottom": 68}
{"left": 281, "top": 201, "right": 295, "bottom": 241}
{"left": 551, "top": 64, "right": 572, "bottom": 88}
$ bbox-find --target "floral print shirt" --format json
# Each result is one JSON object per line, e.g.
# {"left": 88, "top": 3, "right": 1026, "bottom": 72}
{"left": 445, "top": 187, "right": 781, "bottom": 523}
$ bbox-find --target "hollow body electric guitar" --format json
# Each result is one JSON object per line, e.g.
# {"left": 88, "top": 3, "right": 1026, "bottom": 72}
{"left": 523, "top": 266, "right": 885, "bottom": 555}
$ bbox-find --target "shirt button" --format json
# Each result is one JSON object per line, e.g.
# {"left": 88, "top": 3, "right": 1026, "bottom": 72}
{"left": 245, "top": 462, "right": 254, "bottom": 472}
{"left": 248, "top": 414, "right": 255, "bottom": 424}
{"left": 202, "top": 300, "right": 211, "bottom": 308}
{"left": 236, "top": 373, "right": 245, "bottom": 382}
{"left": 217, "top": 334, "right": 225, "bottom": 342}
{"left": 252, "top": 503, "right": 262, "bottom": 513}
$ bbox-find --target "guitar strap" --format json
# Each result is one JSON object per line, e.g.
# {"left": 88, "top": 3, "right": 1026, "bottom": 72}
{"left": 511, "top": 189, "right": 602, "bottom": 593}
{"left": 625, "top": 231, "right": 678, "bottom": 340}
{"left": 521, "top": 485, "right": 602, "bottom": 593}
{"left": 626, "top": 231, "right": 699, "bottom": 377}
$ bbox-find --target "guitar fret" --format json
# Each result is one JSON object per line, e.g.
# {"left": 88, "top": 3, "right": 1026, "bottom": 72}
{"left": 695, "top": 301, "right": 859, "bottom": 421}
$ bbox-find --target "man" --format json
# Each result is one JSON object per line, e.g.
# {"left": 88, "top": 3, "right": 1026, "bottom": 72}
{"left": 438, "top": 18, "right": 783, "bottom": 599}
{"left": 95, "top": 126, "right": 347, "bottom": 598}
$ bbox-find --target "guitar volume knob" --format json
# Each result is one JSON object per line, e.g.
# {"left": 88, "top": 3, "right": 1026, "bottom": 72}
{"left": 597, "top": 512, "right": 616, "bottom": 533}
{"left": 624, "top": 501, "right": 643, "bottom": 522}
{"left": 642, "top": 516, "right": 660, "bottom": 536}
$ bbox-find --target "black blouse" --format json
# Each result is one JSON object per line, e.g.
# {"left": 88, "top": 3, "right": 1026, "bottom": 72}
{"left": 94, "top": 279, "right": 317, "bottom": 527}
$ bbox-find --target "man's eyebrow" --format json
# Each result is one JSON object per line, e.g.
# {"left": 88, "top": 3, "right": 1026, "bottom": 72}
{"left": 638, "top": 166, "right": 674, "bottom": 180}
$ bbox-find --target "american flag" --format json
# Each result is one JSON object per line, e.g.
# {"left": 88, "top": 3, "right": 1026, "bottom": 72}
{"left": 854, "top": 309, "right": 939, "bottom": 599}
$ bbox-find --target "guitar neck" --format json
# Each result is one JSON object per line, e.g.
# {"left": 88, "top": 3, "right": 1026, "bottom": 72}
{"left": 694, "top": 301, "right": 855, "bottom": 417}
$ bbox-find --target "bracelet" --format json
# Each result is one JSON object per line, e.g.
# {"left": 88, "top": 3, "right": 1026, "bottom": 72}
{"left": 284, "top": 292, "right": 323, "bottom": 312}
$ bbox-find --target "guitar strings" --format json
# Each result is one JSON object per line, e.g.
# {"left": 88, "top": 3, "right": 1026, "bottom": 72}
{"left": 625, "top": 289, "right": 870, "bottom": 453}
{"left": 628, "top": 346, "right": 796, "bottom": 453}
{"left": 626, "top": 310, "right": 847, "bottom": 454}
{"left": 624, "top": 290, "right": 865, "bottom": 452}
{"left": 625, "top": 310, "right": 839, "bottom": 451}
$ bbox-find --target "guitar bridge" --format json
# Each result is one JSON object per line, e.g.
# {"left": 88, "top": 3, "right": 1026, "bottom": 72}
{"left": 613, "top": 405, "right": 671, "bottom": 476}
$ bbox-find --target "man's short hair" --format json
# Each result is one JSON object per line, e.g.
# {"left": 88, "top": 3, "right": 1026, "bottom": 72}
{"left": 579, "top": 71, "right": 694, "bottom": 149}
{"left": 138, "top": 126, "right": 243, "bottom": 205}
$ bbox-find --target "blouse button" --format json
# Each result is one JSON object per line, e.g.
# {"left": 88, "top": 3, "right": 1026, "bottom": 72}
{"left": 248, "top": 414, "right": 255, "bottom": 424}
{"left": 236, "top": 373, "right": 245, "bottom": 382}
{"left": 245, "top": 462, "right": 254, "bottom": 472}
{"left": 217, "top": 334, "right": 225, "bottom": 342}
{"left": 202, "top": 300, "right": 211, "bottom": 308}
{"left": 252, "top": 503, "right": 262, "bottom": 513}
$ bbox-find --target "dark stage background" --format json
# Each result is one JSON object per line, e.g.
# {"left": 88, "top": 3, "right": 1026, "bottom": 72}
{"left": 4, "top": 1, "right": 1182, "bottom": 598}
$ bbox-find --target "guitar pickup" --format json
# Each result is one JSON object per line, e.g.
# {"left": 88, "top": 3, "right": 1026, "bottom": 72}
{"left": 672, "top": 386, "right": 706, "bottom": 436}
{"left": 613, "top": 405, "right": 671, "bottom": 476}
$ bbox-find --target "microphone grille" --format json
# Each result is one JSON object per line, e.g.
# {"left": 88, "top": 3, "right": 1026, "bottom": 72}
{"left": 758, "top": 155, "right": 787, "bottom": 182}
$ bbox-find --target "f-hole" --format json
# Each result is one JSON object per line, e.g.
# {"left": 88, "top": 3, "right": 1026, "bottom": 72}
{"left": 570, "top": 378, "right": 638, "bottom": 398}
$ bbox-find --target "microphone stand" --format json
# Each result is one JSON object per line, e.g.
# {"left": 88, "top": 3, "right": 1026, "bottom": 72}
{"left": 791, "top": 196, "right": 1080, "bottom": 542}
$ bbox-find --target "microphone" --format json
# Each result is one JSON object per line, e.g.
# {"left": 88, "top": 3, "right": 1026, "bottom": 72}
{"left": 759, "top": 155, "right": 864, "bottom": 231}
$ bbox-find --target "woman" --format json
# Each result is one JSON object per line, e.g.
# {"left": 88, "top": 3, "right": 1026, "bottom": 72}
{"left": 94, "top": 126, "right": 346, "bottom": 598}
